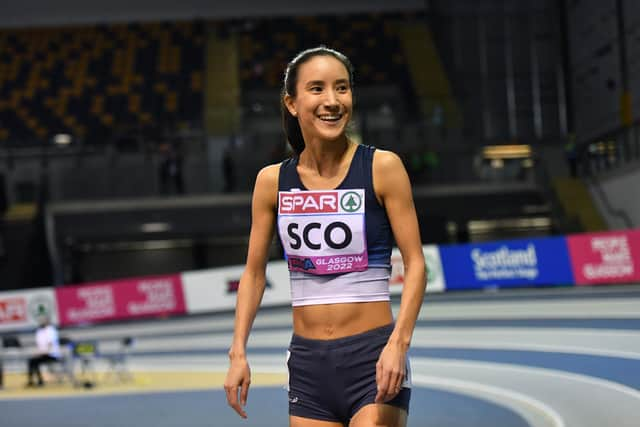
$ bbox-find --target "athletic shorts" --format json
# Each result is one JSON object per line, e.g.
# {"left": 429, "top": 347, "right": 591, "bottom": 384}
{"left": 286, "top": 323, "right": 411, "bottom": 423}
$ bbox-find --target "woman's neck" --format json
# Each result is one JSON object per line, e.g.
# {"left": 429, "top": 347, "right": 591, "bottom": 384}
{"left": 299, "top": 137, "right": 353, "bottom": 178}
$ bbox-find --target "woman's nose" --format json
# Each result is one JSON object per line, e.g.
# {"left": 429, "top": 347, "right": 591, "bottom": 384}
{"left": 323, "top": 90, "right": 339, "bottom": 107}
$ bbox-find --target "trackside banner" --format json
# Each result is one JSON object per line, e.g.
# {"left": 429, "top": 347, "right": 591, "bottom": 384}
{"left": 55, "top": 274, "right": 186, "bottom": 326}
{"left": 390, "top": 245, "right": 445, "bottom": 295}
{"left": 566, "top": 229, "right": 640, "bottom": 285}
{"left": 0, "top": 288, "right": 58, "bottom": 332}
{"left": 181, "top": 261, "right": 291, "bottom": 314}
{"left": 439, "top": 237, "right": 574, "bottom": 290}
{"left": 3, "top": 230, "right": 639, "bottom": 328}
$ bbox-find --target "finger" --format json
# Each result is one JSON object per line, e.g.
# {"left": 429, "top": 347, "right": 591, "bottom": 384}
{"left": 240, "top": 379, "right": 250, "bottom": 406}
{"left": 391, "top": 370, "right": 405, "bottom": 394}
{"left": 235, "top": 404, "right": 247, "bottom": 419}
{"left": 375, "top": 361, "right": 383, "bottom": 402}
{"left": 225, "top": 385, "right": 237, "bottom": 407}
{"left": 381, "top": 370, "right": 405, "bottom": 402}
{"left": 231, "top": 397, "right": 247, "bottom": 419}
{"left": 375, "top": 370, "right": 390, "bottom": 403}
{"left": 225, "top": 386, "right": 247, "bottom": 418}
{"left": 232, "top": 402, "right": 247, "bottom": 418}
{"left": 375, "top": 360, "right": 382, "bottom": 386}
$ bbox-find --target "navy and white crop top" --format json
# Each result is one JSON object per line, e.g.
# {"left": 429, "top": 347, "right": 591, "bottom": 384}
{"left": 277, "top": 144, "right": 393, "bottom": 306}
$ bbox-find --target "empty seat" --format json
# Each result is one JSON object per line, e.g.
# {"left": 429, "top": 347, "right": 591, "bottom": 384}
{"left": 104, "top": 336, "right": 134, "bottom": 383}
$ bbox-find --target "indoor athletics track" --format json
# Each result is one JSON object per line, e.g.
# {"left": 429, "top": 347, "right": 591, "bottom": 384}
{"left": 2, "top": 284, "right": 640, "bottom": 427}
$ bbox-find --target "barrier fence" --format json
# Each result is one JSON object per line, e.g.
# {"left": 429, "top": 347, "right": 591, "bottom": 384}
{"left": 1, "top": 229, "right": 638, "bottom": 331}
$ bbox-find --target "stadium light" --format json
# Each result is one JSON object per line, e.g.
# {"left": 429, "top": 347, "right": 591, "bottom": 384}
{"left": 53, "top": 133, "right": 72, "bottom": 146}
{"left": 140, "top": 222, "right": 172, "bottom": 233}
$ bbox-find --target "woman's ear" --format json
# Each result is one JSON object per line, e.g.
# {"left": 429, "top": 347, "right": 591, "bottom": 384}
{"left": 284, "top": 94, "right": 297, "bottom": 117}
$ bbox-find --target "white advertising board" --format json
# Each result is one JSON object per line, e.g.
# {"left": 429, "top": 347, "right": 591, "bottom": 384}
{"left": 182, "top": 261, "right": 291, "bottom": 314}
{"left": 0, "top": 288, "right": 58, "bottom": 332}
{"left": 390, "top": 245, "right": 445, "bottom": 295}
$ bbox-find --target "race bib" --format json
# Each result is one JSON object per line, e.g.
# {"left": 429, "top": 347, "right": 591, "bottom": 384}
{"left": 278, "top": 189, "right": 368, "bottom": 274}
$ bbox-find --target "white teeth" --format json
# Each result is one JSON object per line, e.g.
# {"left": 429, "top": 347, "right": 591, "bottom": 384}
{"left": 319, "top": 115, "right": 341, "bottom": 121}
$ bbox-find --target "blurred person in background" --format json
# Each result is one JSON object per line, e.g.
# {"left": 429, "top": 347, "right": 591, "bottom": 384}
{"left": 26, "top": 314, "right": 61, "bottom": 387}
{"left": 158, "top": 142, "right": 185, "bottom": 195}
{"left": 564, "top": 135, "right": 578, "bottom": 178}
{"left": 222, "top": 140, "right": 237, "bottom": 193}
{"left": 224, "top": 47, "right": 426, "bottom": 427}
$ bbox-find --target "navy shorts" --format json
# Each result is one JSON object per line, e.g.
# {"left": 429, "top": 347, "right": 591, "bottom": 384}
{"left": 287, "top": 323, "right": 411, "bottom": 424}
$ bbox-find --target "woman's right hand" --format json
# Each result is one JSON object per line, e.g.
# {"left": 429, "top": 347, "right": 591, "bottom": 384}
{"left": 224, "top": 356, "right": 251, "bottom": 418}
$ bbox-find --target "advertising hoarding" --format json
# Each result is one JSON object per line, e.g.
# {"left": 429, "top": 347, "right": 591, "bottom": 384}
{"left": 55, "top": 274, "right": 186, "bottom": 326}
{"left": 440, "top": 237, "right": 574, "bottom": 290}
{"left": 0, "top": 288, "right": 58, "bottom": 332}
{"left": 567, "top": 229, "right": 640, "bottom": 285}
{"left": 182, "top": 261, "right": 291, "bottom": 314}
{"left": 390, "top": 245, "right": 445, "bottom": 295}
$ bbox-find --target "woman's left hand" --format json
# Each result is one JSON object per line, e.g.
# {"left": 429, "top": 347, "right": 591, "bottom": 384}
{"left": 374, "top": 342, "right": 406, "bottom": 403}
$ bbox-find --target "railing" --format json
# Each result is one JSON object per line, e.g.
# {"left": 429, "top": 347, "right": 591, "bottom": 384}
{"left": 571, "top": 124, "right": 639, "bottom": 230}
{"left": 575, "top": 124, "right": 640, "bottom": 177}
{"left": 0, "top": 116, "right": 552, "bottom": 205}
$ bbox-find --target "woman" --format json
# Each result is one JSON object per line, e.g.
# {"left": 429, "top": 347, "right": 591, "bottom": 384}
{"left": 224, "top": 46, "right": 426, "bottom": 427}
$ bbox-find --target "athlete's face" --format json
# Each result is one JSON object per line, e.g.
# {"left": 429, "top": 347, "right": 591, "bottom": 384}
{"left": 285, "top": 55, "right": 353, "bottom": 144}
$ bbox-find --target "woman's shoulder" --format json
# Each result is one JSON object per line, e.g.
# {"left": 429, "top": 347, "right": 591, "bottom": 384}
{"left": 256, "top": 162, "right": 282, "bottom": 186}
{"left": 371, "top": 148, "right": 407, "bottom": 198}
{"left": 255, "top": 161, "right": 290, "bottom": 199}
{"left": 371, "top": 148, "right": 403, "bottom": 171}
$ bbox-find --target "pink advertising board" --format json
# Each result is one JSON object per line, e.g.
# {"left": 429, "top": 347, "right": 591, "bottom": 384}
{"left": 55, "top": 274, "right": 186, "bottom": 326}
{"left": 566, "top": 229, "right": 640, "bottom": 285}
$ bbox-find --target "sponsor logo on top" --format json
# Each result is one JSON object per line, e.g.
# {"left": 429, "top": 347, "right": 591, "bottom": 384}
{"left": 340, "top": 191, "right": 362, "bottom": 212}
{"left": 280, "top": 191, "right": 339, "bottom": 214}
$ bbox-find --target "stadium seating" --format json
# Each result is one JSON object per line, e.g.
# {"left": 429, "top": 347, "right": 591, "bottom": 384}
{"left": 0, "top": 21, "right": 205, "bottom": 146}
{"left": 236, "top": 13, "right": 416, "bottom": 93}
{"left": 0, "top": 12, "right": 427, "bottom": 148}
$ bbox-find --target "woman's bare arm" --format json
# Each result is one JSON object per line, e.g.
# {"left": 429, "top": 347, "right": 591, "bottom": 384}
{"left": 372, "top": 150, "right": 426, "bottom": 402}
{"left": 225, "top": 164, "right": 279, "bottom": 417}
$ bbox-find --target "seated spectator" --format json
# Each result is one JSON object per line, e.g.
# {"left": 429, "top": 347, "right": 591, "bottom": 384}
{"left": 26, "top": 315, "right": 61, "bottom": 387}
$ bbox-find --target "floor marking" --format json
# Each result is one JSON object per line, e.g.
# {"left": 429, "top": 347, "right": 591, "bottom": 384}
{"left": 412, "top": 374, "right": 565, "bottom": 427}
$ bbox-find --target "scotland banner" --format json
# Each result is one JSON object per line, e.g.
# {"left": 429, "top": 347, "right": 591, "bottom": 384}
{"left": 440, "top": 237, "right": 574, "bottom": 290}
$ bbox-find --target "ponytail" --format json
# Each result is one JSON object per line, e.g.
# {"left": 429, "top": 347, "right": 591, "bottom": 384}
{"left": 280, "top": 90, "right": 305, "bottom": 155}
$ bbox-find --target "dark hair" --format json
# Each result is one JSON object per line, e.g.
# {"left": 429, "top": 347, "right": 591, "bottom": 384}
{"left": 281, "top": 46, "right": 355, "bottom": 155}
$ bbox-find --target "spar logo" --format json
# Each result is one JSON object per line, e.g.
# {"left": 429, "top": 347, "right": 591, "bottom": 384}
{"left": 279, "top": 192, "right": 339, "bottom": 214}
{"left": 340, "top": 191, "right": 362, "bottom": 212}
{"left": 28, "top": 295, "right": 54, "bottom": 319}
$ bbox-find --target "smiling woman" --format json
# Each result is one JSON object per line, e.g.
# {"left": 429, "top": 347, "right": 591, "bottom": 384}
{"left": 281, "top": 47, "right": 354, "bottom": 154}
{"left": 224, "top": 46, "right": 426, "bottom": 427}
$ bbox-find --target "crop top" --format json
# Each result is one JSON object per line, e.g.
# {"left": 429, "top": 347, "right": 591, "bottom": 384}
{"left": 277, "top": 144, "right": 393, "bottom": 306}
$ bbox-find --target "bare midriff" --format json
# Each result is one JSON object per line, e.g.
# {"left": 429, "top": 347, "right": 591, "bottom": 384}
{"left": 292, "top": 301, "right": 393, "bottom": 339}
